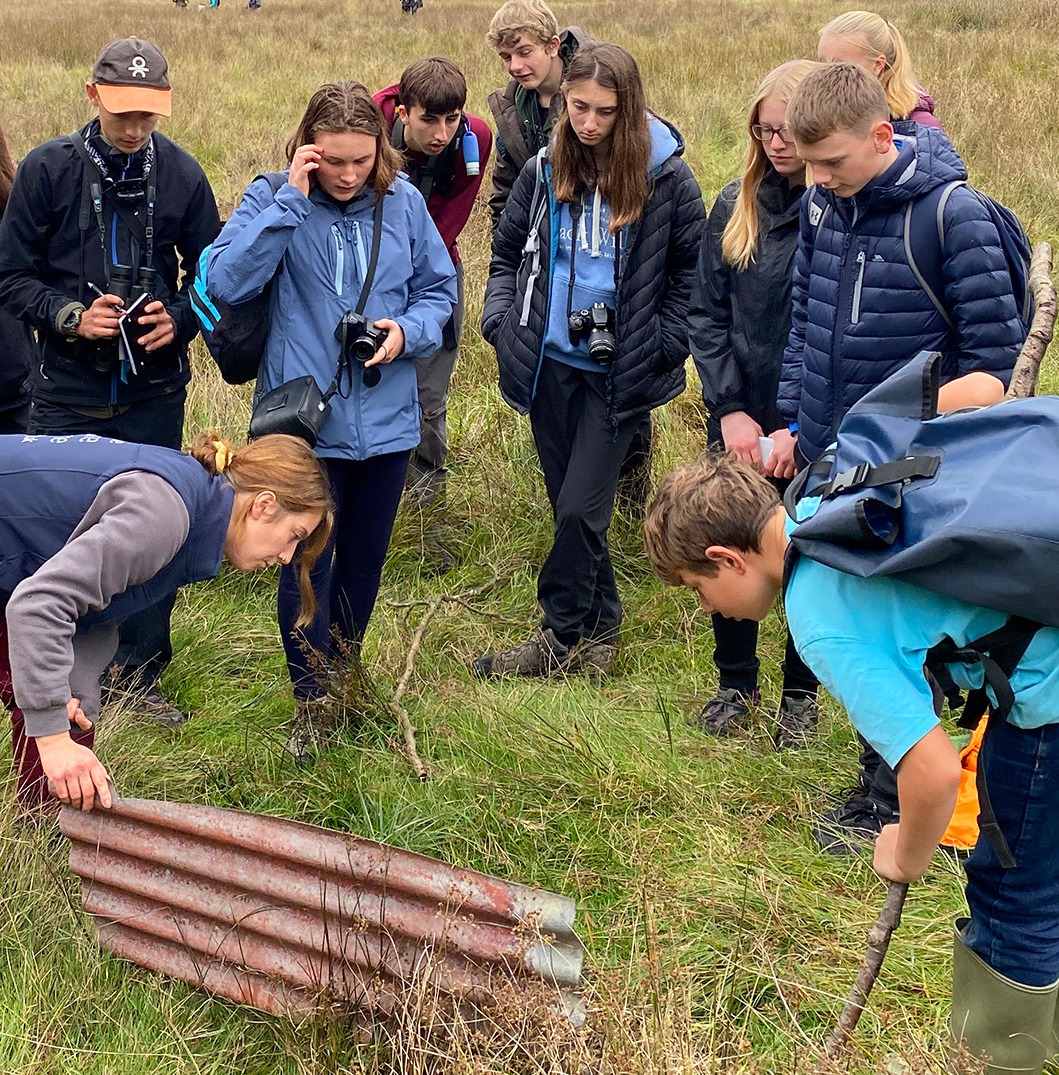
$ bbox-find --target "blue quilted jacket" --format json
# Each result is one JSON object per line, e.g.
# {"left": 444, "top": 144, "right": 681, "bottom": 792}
{"left": 778, "top": 126, "right": 1023, "bottom": 463}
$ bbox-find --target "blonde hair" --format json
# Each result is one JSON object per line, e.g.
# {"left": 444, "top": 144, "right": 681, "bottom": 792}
{"left": 486, "top": 0, "right": 559, "bottom": 49}
{"left": 551, "top": 43, "right": 651, "bottom": 230}
{"left": 644, "top": 455, "right": 780, "bottom": 585}
{"left": 187, "top": 432, "right": 334, "bottom": 627}
{"left": 721, "top": 60, "right": 820, "bottom": 271}
{"left": 819, "top": 10, "right": 921, "bottom": 121}
{"left": 787, "top": 62, "right": 889, "bottom": 146}
{"left": 287, "top": 81, "right": 401, "bottom": 197}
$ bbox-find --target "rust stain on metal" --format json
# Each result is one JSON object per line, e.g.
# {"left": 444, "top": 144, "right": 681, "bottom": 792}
{"left": 59, "top": 798, "right": 585, "bottom": 1023}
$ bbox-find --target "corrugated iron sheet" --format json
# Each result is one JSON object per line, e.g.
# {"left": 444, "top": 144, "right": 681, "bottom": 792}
{"left": 59, "top": 798, "right": 585, "bottom": 1024}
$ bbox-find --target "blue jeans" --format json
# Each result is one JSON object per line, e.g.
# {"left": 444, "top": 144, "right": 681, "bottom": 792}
{"left": 962, "top": 717, "right": 1059, "bottom": 987}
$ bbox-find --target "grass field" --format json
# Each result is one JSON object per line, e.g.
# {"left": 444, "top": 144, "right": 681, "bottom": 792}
{"left": 1, "top": 1, "right": 1057, "bottom": 1072}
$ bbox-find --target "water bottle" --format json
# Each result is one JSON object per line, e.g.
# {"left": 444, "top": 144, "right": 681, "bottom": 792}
{"left": 462, "top": 126, "right": 480, "bottom": 177}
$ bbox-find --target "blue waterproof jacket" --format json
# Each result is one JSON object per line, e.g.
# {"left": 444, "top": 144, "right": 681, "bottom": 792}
{"left": 481, "top": 117, "right": 705, "bottom": 425}
{"left": 208, "top": 176, "right": 457, "bottom": 461}
{"left": 778, "top": 126, "right": 1023, "bottom": 463}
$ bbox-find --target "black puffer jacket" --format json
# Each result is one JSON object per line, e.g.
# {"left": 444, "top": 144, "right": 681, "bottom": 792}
{"left": 690, "top": 168, "right": 804, "bottom": 438}
{"left": 481, "top": 119, "right": 705, "bottom": 425}
{"left": 0, "top": 127, "right": 219, "bottom": 407}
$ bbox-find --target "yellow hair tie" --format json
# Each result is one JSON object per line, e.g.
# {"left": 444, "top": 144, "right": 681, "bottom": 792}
{"left": 212, "top": 440, "right": 232, "bottom": 474}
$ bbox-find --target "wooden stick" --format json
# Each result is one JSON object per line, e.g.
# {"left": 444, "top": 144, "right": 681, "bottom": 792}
{"left": 1006, "top": 242, "right": 1055, "bottom": 400}
{"left": 388, "top": 574, "right": 505, "bottom": 782}
{"left": 815, "top": 882, "right": 909, "bottom": 1069}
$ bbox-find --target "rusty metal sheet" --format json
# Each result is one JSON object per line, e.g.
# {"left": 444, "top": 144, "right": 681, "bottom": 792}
{"left": 59, "top": 798, "right": 585, "bottom": 1023}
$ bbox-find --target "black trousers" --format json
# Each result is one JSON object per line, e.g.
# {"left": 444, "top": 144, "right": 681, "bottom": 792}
{"left": 711, "top": 612, "right": 819, "bottom": 699}
{"left": 529, "top": 358, "right": 640, "bottom": 648}
{"left": 27, "top": 390, "right": 186, "bottom": 688}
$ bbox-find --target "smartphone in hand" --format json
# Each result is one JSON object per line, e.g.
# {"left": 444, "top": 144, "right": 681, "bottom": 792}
{"left": 117, "top": 292, "right": 154, "bottom": 374}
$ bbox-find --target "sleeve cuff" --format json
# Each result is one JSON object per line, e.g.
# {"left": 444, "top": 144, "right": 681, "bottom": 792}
{"left": 21, "top": 704, "right": 73, "bottom": 740}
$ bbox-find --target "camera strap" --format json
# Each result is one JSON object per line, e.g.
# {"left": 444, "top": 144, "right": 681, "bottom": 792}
{"left": 330, "top": 194, "right": 386, "bottom": 401}
{"left": 564, "top": 192, "right": 621, "bottom": 319}
{"left": 70, "top": 132, "right": 156, "bottom": 279}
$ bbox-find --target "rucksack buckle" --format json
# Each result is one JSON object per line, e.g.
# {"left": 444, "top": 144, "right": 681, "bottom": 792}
{"left": 826, "top": 462, "right": 871, "bottom": 496}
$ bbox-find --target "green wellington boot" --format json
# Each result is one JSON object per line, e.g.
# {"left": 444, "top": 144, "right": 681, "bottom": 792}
{"left": 950, "top": 919, "right": 1059, "bottom": 1074}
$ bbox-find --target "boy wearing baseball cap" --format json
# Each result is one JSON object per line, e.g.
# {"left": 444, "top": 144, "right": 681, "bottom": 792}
{"left": 0, "top": 37, "right": 220, "bottom": 725}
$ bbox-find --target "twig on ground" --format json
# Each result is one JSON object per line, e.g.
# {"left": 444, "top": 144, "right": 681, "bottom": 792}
{"left": 387, "top": 572, "right": 507, "bottom": 782}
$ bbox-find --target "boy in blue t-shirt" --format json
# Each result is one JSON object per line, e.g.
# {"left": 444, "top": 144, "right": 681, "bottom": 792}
{"left": 644, "top": 443, "right": 1059, "bottom": 1074}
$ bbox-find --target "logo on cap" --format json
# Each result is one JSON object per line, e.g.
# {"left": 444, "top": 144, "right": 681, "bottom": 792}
{"left": 128, "top": 56, "right": 150, "bottom": 79}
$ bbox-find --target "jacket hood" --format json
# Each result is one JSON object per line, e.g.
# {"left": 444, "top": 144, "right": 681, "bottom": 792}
{"left": 844, "top": 124, "right": 967, "bottom": 215}
{"left": 914, "top": 89, "right": 937, "bottom": 116}
{"left": 558, "top": 25, "right": 592, "bottom": 67}
{"left": 375, "top": 83, "right": 400, "bottom": 127}
{"left": 647, "top": 115, "right": 684, "bottom": 174}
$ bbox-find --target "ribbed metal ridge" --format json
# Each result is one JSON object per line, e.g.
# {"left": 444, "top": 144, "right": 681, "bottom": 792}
{"left": 60, "top": 798, "right": 585, "bottom": 1023}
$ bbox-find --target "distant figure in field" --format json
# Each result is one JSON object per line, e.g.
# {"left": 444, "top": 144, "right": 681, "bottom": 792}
{"left": 688, "top": 60, "right": 822, "bottom": 747}
{"left": 475, "top": 43, "right": 704, "bottom": 681}
{"left": 817, "top": 9, "right": 943, "bottom": 131}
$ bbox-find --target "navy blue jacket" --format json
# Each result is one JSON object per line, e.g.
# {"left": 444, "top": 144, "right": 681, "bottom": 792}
{"left": 0, "top": 128, "right": 220, "bottom": 407}
{"left": 0, "top": 435, "right": 233, "bottom": 626}
{"left": 778, "top": 126, "right": 1023, "bottom": 463}
{"left": 481, "top": 117, "right": 704, "bottom": 425}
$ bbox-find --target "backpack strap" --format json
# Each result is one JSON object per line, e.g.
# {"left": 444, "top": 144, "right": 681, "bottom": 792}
{"left": 925, "top": 615, "right": 1043, "bottom": 869}
{"left": 518, "top": 149, "right": 549, "bottom": 328}
{"left": 904, "top": 180, "right": 966, "bottom": 329}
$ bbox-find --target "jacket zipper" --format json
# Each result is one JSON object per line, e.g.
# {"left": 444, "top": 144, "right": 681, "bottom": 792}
{"left": 331, "top": 223, "right": 344, "bottom": 296}
{"left": 850, "top": 249, "right": 866, "bottom": 324}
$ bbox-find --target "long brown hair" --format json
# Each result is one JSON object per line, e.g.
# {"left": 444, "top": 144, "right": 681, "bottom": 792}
{"left": 187, "top": 432, "right": 333, "bottom": 627}
{"left": 550, "top": 43, "right": 651, "bottom": 230}
{"left": 286, "top": 81, "right": 401, "bottom": 197}
{"left": 721, "top": 60, "right": 819, "bottom": 271}
{"left": 0, "top": 122, "right": 16, "bottom": 216}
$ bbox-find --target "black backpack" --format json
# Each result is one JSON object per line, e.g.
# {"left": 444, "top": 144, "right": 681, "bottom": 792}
{"left": 190, "top": 172, "right": 286, "bottom": 385}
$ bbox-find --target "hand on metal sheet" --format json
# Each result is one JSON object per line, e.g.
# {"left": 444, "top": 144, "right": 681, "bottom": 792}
{"left": 37, "top": 727, "right": 112, "bottom": 811}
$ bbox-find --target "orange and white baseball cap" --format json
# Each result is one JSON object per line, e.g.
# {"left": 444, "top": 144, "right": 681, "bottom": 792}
{"left": 91, "top": 38, "right": 172, "bottom": 117}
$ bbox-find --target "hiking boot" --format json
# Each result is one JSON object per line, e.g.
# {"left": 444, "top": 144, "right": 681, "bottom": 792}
{"left": 285, "top": 696, "right": 334, "bottom": 762}
{"left": 472, "top": 629, "right": 570, "bottom": 679}
{"left": 566, "top": 639, "right": 618, "bottom": 678}
{"left": 141, "top": 687, "right": 189, "bottom": 729}
{"left": 814, "top": 792, "right": 899, "bottom": 856}
{"left": 694, "top": 687, "right": 757, "bottom": 737}
{"left": 773, "top": 694, "right": 820, "bottom": 750}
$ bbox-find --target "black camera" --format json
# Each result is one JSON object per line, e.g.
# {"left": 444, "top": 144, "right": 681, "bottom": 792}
{"left": 336, "top": 310, "right": 388, "bottom": 366}
{"left": 568, "top": 302, "right": 617, "bottom": 365}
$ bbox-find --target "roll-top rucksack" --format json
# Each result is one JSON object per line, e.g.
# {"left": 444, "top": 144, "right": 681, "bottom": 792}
{"left": 785, "top": 350, "right": 1055, "bottom": 867}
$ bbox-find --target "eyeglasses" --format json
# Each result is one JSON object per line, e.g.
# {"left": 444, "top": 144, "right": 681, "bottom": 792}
{"left": 751, "top": 124, "right": 794, "bottom": 143}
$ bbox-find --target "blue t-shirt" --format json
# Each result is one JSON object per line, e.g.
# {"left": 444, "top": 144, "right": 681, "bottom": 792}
{"left": 542, "top": 187, "right": 618, "bottom": 372}
{"left": 784, "top": 515, "right": 1059, "bottom": 770}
